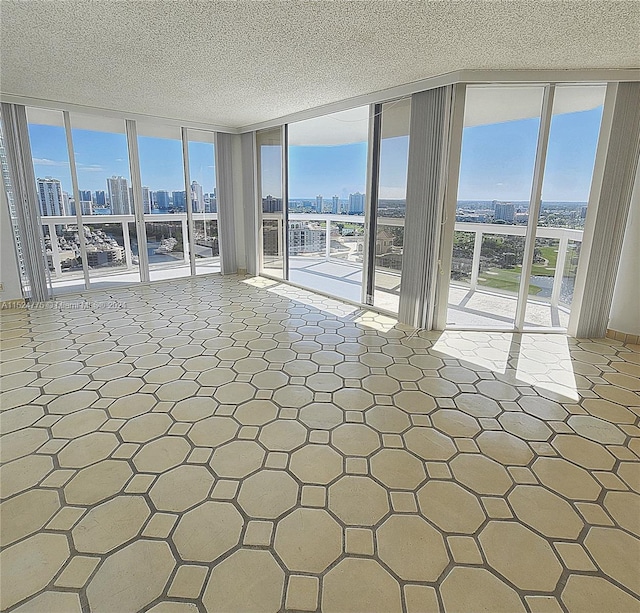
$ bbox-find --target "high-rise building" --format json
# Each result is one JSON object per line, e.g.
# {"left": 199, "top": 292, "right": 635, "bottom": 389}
{"left": 142, "top": 186, "right": 151, "bottom": 214}
{"left": 155, "top": 190, "right": 170, "bottom": 210}
{"left": 37, "top": 177, "right": 65, "bottom": 216}
{"left": 315, "top": 195, "right": 323, "bottom": 212}
{"left": 262, "top": 195, "right": 283, "bottom": 213}
{"left": 332, "top": 195, "right": 339, "bottom": 214}
{"left": 106, "top": 176, "right": 130, "bottom": 215}
{"left": 172, "top": 191, "right": 186, "bottom": 210}
{"left": 80, "top": 190, "right": 92, "bottom": 202}
{"left": 94, "top": 190, "right": 106, "bottom": 205}
{"left": 348, "top": 192, "right": 365, "bottom": 215}
{"left": 191, "top": 181, "right": 204, "bottom": 213}
{"left": 494, "top": 202, "right": 515, "bottom": 223}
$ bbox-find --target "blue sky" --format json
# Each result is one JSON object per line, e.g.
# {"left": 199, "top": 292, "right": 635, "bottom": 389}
{"left": 28, "top": 127, "right": 216, "bottom": 194}
{"left": 28, "top": 106, "right": 602, "bottom": 203}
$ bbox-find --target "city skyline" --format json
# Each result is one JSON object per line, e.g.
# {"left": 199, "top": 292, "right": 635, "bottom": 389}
{"left": 29, "top": 105, "right": 602, "bottom": 203}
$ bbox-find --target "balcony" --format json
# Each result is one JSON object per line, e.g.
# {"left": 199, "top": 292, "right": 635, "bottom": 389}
{"left": 266, "top": 214, "right": 582, "bottom": 329}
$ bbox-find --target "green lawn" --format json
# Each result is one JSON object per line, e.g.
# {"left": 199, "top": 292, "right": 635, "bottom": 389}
{"left": 478, "top": 267, "right": 543, "bottom": 295}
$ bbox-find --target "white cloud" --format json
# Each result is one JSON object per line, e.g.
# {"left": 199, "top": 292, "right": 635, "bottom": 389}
{"left": 33, "top": 157, "right": 67, "bottom": 167}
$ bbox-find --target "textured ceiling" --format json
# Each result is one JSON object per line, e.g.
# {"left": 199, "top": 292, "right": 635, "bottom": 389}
{"left": 1, "top": 1, "right": 638, "bottom": 129}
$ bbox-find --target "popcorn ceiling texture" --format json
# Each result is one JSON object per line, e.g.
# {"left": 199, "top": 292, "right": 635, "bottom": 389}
{"left": 0, "top": 1, "right": 639, "bottom": 128}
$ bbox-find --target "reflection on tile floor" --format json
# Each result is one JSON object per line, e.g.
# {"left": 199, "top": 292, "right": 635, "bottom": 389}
{"left": 1, "top": 274, "right": 639, "bottom": 613}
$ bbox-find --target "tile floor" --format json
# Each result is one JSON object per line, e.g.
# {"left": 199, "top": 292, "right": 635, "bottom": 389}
{"left": 1, "top": 273, "right": 639, "bottom": 613}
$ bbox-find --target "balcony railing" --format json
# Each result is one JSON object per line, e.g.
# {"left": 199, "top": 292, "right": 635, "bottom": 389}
{"left": 41, "top": 213, "right": 219, "bottom": 280}
{"left": 263, "top": 213, "right": 583, "bottom": 318}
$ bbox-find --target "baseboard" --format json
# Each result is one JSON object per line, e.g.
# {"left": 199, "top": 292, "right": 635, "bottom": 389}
{"left": 606, "top": 328, "right": 640, "bottom": 345}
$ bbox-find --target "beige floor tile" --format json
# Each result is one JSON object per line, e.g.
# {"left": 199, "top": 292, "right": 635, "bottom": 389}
{"left": 418, "top": 481, "right": 485, "bottom": 533}
{"left": 55, "top": 555, "right": 100, "bottom": 588}
{"left": 378, "top": 515, "right": 448, "bottom": 581}
{"left": 0, "top": 488, "right": 60, "bottom": 547}
{"left": 243, "top": 520, "right": 273, "bottom": 546}
{"left": 11, "top": 591, "right": 82, "bottom": 613}
{"left": 447, "top": 535, "right": 483, "bottom": 564}
{"left": 329, "top": 475, "right": 389, "bottom": 525}
{"left": 275, "top": 508, "right": 342, "bottom": 572}
{"left": 323, "top": 558, "right": 402, "bottom": 613}
{"left": 72, "top": 495, "right": 150, "bottom": 554}
{"left": 533, "top": 457, "right": 602, "bottom": 501}
{"left": 525, "top": 595, "right": 565, "bottom": 613}
{"left": 143, "top": 513, "right": 179, "bottom": 538}
{"left": 584, "top": 526, "right": 640, "bottom": 594}
{"left": 173, "top": 501, "right": 242, "bottom": 562}
{"left": 168, "top": 565, "right": 208, "bottom": 599}
{"left": 237, "top": 470, "right": 298, "bottom": 518}
{"left": 286, "top": 575, "right": 319, "bottom": 612}
{"left": 202, "top": 549, "right": 284, "bottom": 613}
{"left": 404, "top": 585, "right": 440, "bottom": 613}
{"left": 210, "top": 440, "right": 265, "bottom": 478}
{"left": 86, "top": 540, "right": 175, "bottom": 613}
{"left": 440, "top": 567, "right": 525, "bottom": 613}
{"left": 0, "top": 533, "right": 70, "bottom": 610}
{"left": 479, "top": 521, "right": 562, "bottom": 592}
{"left": 561, "top": 575, "right": 640, "bottom": 613}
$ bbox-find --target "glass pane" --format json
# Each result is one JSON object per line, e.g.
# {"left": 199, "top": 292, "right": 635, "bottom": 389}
{"left": 43, "top": 223, "right": 85, "bottom": 294}
{"left": 257, "top": 128, "right": 284, "bottom": 278}
{"left": 27, "top": 108, "right": 83, "bottom": 294}
{"left": 188, "top": 131, "right": 220, "bottom": 275}
{"left": 373, "top": 98, "right": 410, "bottom": 313}
{"left": 523, "top": 85, "right": 606, "bottom": 328}
{"left": 447, "top": 85, "right": 544, "bottom": 328}
{"left": 288, "top": 106, "right": 369, "bottom": 302}
{"left": 138, "top": 129, "right": 189, "bottom": 281}
{"left": 70, "top": 113, "right": 140, "bottom": 286}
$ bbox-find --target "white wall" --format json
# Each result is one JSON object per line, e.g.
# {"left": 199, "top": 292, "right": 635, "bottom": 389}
{"left": 0, "top": 187, "right": 23, "bottom": 302}
{"left": 609, "top": 158, "right": 640, "bottom": 336}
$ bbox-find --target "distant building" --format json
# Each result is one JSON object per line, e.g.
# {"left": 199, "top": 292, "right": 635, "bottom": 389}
{"left": 191, "top": 181, "right": 204, "bottom": 213}
{"left": 348, "top": 192, "right": 365, "bottom": 214}
{"left": 142, "top": 186, "right": 151, "bottom": 214}
{"left": 172, "top": 191, "right": 186, "bottom": 210}
{"left": 37, "top": 177, "right": 64, "bottom": 216}
{"left": 80, "top": 190, "right": 92, "bottom": 202}
{"left": 315, "top": 195, "right": 323, "bottom": 213}
{"left": 106, "top": 176, "right": 130, "bottom": 215}
{"left": 288, "top": 221, "right": 325, "bottom": 255}
{"left": 332, "top": 195, "right": 340, "bottom": 214}
{"left": 262, "top": 195, "right": 283, "bottom": 213}
{"left": 155, "top": 190, "right": 170, "bottom": 210}
{"left": 94, "top": 190, "right": 106, "bottom": 205}
{"left": 494, "top": 202, "right": 515, "bottom": 223}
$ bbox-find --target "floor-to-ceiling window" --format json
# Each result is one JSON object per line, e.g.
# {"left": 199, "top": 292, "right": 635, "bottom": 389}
{"left": 26, "top": 108, "right": 83, "bottom": 294}
{"left": 257, "top": 128, "right": 285, "bottom": 278}
{"left": 187, "top": 130, "right": 220, "bottom": 276}
{"left": 371, "top": 98, "right": 410, "bottom": 313}
{"left": 287, "top": 106, "right": 369, "bottom": 303}
{"left": 70, "top": 113, "right": 140, "bottom": 289}
{"left": 522, "top": 85, "right": 606, "bottom": 328}
{"left": 446, "top": 86, "right": 545, "bottom": 328}
{"left": 137, "top": 124, "right": 189, "bottom": 281}
{"left": 444, "top": 83, "right": 606, "bottom": 331}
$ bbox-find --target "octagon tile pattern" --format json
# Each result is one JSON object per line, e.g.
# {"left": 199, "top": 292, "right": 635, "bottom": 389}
{"left": 1, "top": 273, "right": 639, "bottom": 612}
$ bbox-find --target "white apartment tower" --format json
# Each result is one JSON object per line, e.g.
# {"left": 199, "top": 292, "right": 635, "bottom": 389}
{"left": 37, "top": 177, "right": 65, "bottom": 216}
{"left": 191, "top": 181, "right": 204, "bottom": 213}
{"left": 142, "top": 186, "right": 151, "bottom": 214}
{"left": 107, "top": 176, "right": 130, "bottom": 215}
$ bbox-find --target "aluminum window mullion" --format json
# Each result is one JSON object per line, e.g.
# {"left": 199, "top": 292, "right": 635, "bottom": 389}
{"left": 181, "top": 127, "right": 196, "bottom": 277}
{"left": 514, "top": 85, "right": 555, "bottom": 330}
{"left": 125, "top": 119, "right": 150, "bottom": 283}
{"left": 282, "top": 124, "right": 289, "bottom": 280}
{"left": 62, "top": 111, "right": 90, "bottom": 290}
{"left": 363, "top": 103, "right": 382, "bottom": 306}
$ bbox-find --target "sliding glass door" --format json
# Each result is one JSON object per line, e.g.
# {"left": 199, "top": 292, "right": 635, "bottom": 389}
{"left": 287, "top": 107, "right": 369, "bottom": 303}
{"left": 444, "top": 83, "right": 606, "bottom": 331}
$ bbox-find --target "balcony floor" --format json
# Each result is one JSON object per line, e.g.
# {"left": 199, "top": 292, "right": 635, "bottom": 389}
{"left": 1, "top": 273, "right": 639, "bottom": 613}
